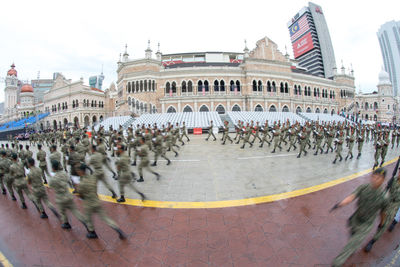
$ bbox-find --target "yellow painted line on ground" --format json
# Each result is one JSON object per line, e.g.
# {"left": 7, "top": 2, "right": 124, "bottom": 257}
{"left": 0, "top": 250, "right": 13, "bottom": 267}
{"left": 97, "top": 157, "right": 399, "bottom": 209}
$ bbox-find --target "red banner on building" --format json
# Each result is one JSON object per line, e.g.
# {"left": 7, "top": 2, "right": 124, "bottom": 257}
{"left": 293, "top": 32, "right": 314, "bottom": 58}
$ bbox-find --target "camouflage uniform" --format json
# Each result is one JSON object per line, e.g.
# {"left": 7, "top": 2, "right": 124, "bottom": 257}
{"left": 37, "top": 149, "right": 49, "bottom": 183}
{"left": 49, "top": 170, "right": 86, "bottom": 225}
{"left": 89, "top": 151, "right": 116, "bottom": 196}
{"left": 332, "top": 184, "right": 387, "bottom": 266}
{"left": 10, "top": 160, "right": 33, "bottom": 206}
{"left": 27, "top": 166, "right": 57, "bottom": 214}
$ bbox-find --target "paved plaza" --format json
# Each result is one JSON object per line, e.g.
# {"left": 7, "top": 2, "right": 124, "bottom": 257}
{"left": 0, "top": 135, "right": 399, "bottom": 266}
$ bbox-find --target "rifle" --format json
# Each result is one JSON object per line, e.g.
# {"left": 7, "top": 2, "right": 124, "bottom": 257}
{"left": 386, "top": 156, "right": 400, "bottom": 191}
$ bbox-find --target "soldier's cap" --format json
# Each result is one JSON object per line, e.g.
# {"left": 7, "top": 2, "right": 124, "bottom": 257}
{"left": 373, "top": 167, "right": 386, "bottom": 177}
{"left": 0, "top": 151, "right": 6, "bottom": 156}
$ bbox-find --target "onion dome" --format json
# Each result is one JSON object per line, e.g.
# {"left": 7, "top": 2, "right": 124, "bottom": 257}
{"left": 20, "top": 84, "right": 34, "bottom": 93}
{"left": 7, "top": 63, "right": 17, "bottom": 77}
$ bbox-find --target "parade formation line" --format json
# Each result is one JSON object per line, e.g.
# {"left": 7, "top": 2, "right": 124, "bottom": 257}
{"left": 97, "top": 156, "right": 399, "bottom": 209}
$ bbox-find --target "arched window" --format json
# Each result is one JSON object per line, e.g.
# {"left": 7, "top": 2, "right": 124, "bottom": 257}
{"left": 315, "top": 108, "right": 320, "bottom": 113}
{"left": 72, "top": 100, "right": 75, "bottom": 108}
{"left": 285, "top": 83, "right": 289, "bottom": 94}
{"left": 252, "top": 80, "right": 257, "bottom": 92}
{"left": 140, "top": 80, "right": 143, "bottom": 92}
{"left": 167, "top": 106, "right": 176, "bottom": 113}
{"left": 132, "top": 81, "right": 135, "bottom": 92}
{"left": 235, "top": 80, "right": 241, "bottom": 91}
{"left": 267, "top": 81, "right": 272, "bottom": 92}
{"left": 140, "top": 102, "right": 143, "bottom": 111}
{"left": 136, "top": 100, "right": 139, "bottom": 109}
{"left": 280, "top": 82, "right": 284, "bottom": 93}
{"left": 165, "top": 82, "right": 171, "bottom": 95}
{"left": 298, "top": 85, "right": 302, "bottom": 95}
{"left": 294, "top": 85, "right": 298, "bottom": 95}
{"left": 132, "top": 99, "right": 135, "bottom": 108}
{"left": 308, "top": 87, "right": 311, "bottom": 96}
{"left": 324, "top": 108, "right": 328, "bottom": 114}
{"left": 296, "top": 106, "right": 302, "bottom": 113}
{"left": 214, "top": 80, "right": 220, "bottom": 92}
{"left": 153, "top": 106, "right": 156, "bottom": 113}
{"left": 306, "top": 107, "right": 312, "bottom": 113}
{"left": 127, "top": 82, "right": 131, "bottom": 93}
{"left": 282, "top": 106, "right": 289, "bottom": 112}
{"left": 172, "top": 81, "right": 177, "bottom": 94}
{"left": 216, "top": 104, "right": 225, "bottom": 114}
{"left": 220, "top": 80, "right": 225, "bottom": 91}
{"left": 182, "top": 81, "right": 187, "bottom": 93}
{"left": 188, "top": 81, "right": 193, "bottom": 93}
{"left": 136, "top": 81, "right": 139, "bottom": 92}
{"left": 258, "top": 80, "right": 263, "bottom": 92}
{"left": 269, "top": 105, "right": 276, "bottom": 112}
{"left": 152, "top": 80, "right": 155, "bottom": 91}
{"left": 204, "top": 80, "right": 209, "bottom": 92}
{"left": 255, "top": 104, "right": 263, "bottom": 112}
{"left": 232, "top": 104, "right": 241, "bottom": 111}
{"left": 197, "top": 80, "right": 203, "bottom": 92}
{"left": 128, "top": 97, "right": 131, "bottom": 105}
{"left": 76, "top": 99, "right": 79, "bottom": 108}
{"left": 230, "top": 80, "right": 235, "bottom": 91}
{"left": 144, "top": 103, "right": 147, "bottom": 112}
{"left": 144, "top": 80, "right": 147, "bottom": 91}
{"left": 374, "top": 102, "right": 378, "bottom": 110}
{"left": 199, "top": 105, "right": 209, "bottom": 112}
{"left": 317, "top": 88, "right": 320, "bottom": 98}
{"left": 183, "top": 105, "right": 193, "bottom": 112}
{"left": 272, "top": 81, "right": 276, "bottom": 92}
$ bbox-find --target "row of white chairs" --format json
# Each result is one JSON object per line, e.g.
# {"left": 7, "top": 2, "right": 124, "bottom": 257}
{"left": 300, "top": 113, "right": 346, "bottom": 123}
{"left": 227, "top": 111, "right": 306, "bottom": 126}
{"left": 94, "top": 116, "right": 131, "bottom": 131}
{"left": 128, "top": 112, "right": 224, "bottom": 129}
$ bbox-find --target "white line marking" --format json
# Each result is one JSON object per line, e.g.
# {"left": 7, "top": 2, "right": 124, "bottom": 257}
{"left": 237, "top": 153, "right": 298, "bottom": 160}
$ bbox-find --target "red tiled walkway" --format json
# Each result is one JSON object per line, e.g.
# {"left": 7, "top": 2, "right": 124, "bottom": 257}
{"left": 0, "top": 163, "right": 399, "bottom": 267}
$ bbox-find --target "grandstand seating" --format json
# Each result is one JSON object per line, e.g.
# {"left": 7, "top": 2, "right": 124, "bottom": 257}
{"left": 129, "top": 112, "right": 223, "bottom": 129}
{"left": 226, "top": 112, "right": 306, "bottom": 126}
{"left": 94, "top": 116, "right": 131, "bottom": 131}
{"left": 0, "top": 113, "right": 50, "bottom": 132}
{"left": 300, "top": 113, "right": 347, "bottom": 123}
{"left": 94, "top": 111, "right": 358, "bottom": 133}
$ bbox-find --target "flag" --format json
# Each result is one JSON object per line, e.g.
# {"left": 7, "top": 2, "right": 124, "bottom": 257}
{"left": 234, "top": 85, "right": 237, "bottom": 95}
{"left": 289, "top": 15, "right": 310, "bottom": 42}
{"left": 202, "top": 85, "right": 205, "bottom": 96}
{"left": 169, "top": 88, "right": 172, "bottom": 97}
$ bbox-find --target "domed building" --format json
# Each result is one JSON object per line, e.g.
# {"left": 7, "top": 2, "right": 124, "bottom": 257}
{"left": 354, "top": 68, "right": 399, "bottom": 123}
{"left": 2, "top": 63, "right": 45, "bottom": 123}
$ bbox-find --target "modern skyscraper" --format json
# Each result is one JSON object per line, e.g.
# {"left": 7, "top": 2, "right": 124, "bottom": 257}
{"left": 287, "top": 2, "right": 337, "bottom": 78}
{"left": 377, "top": 20, "right": 400, "bottom": 96}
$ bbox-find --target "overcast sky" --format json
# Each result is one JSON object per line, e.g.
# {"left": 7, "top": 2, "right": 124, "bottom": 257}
{"left": 0, "top": 0, "right": 398, "bottom": 102}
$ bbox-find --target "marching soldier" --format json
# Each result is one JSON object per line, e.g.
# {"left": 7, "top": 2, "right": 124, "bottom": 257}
{"left": 356, "top": 128, "right": 365, "bottom": 159}
{"left": 0, "top": 151, "right": 11, "bottom": 195}
{"left": 297, "top": 127, "right": 307, "bottom": 158}
{"left": 313, "top": 125, "right": 324, "bottom": 155}
{"left": 286, "top": 124, "right": 297, "bottom": 152}
{"left": 48, "top": 160, "right": 87, "bottom": 230}
{"left": 240, "top": 123, "right": 253, "bottom": 149}
{"left": 9, "top": 153, "right": 34, "bottom": 209}
{"left": 259, "top": 121, "right": 271, "bottom": 148}
{"left": 137, "top": 138, "right": 160, "bottom": 183}
{"left": 222, "top": 121, "right": 233, "bottom": 145}
{"left": 89, "top": 145, "right": 117, "bottom": 198}
{"left": 271, "top": 125, "right": 282, "bottom": 153}
{"left": 26, "top": 158, "right": 59, "bottom": 219}
{"left": 115, "top": 144, "right": 145, "bottom": 203}
{"left": 50, "top": 145, "right": 62, "bottom": 170}
{"left": 181, "top": 122, "right": 190, "bottom": 142}
{"left": 345, "top": 128, "right": 355, "bottom": 160}
{"left": 205, "top": 120, "right": 216, "bottom": 141}
{"left": 380, "top": 132, "right": 389, "bottom": 166}
{"left": 330, "top": 168, "right": 388, "bottom": 266}
{"left": 152, "top": 130, "right": 171, "bottom": 166}
{"left": 37, "top": 144, "right": 49, "bottom": 184}
{"left": 251, "top": 122, "right": 262, "bottom": 144}
{"left": 76, "top": 164, "right": 126, "bottom": 239}
{"left": 332, "top": 131, "right": 344, "bottom": 164}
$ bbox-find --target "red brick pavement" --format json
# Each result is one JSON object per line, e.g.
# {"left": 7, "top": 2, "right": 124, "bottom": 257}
{"left": 0, "top": 163, "right": 399, "bottom": 267}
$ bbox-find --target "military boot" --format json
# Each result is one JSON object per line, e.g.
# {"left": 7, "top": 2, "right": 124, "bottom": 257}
{"left": 131, "top": 161, "right": 136, "bottom": 166}
{"left": 339, "top": 156, "right": 343, "bottom": 162}
{"left": 389, "top": 220, "right": 397, "bottom": 232}
{"left": 332, "top": 158, "right": 337, "bottom": 164}
{"left": 175, "top": 152, "right": 179, "bottom": 157}
{"left": 21, "top": 202, "right": 27, "bottom": 209}
{"left": 364, "top": 239, "right": 375, "bottom": 252}
{"left": 61, "top": 222, "right": 72, "bottom": 229}
{"left": 137, "top": 176, "right": 144, "bottom": 183}
{"left": 167, "top": 159, "right": 171, "bottom": 165}
{"left": 151, "top": 161, "right": 157, "bottom": 166}
{"left": 86, "top": 231, "right": 98, "bottom": 239}
{"left": 40, "top": 212, "right": 48, "bottom": 219}
{"left": 271, "top": 149, "right": 276, "bottom": 153}
{"left": 117, "top": 195, "right": 126, "bottom": 202}
{"left": 357, "top": 153, "right": 361, "bottom": 159}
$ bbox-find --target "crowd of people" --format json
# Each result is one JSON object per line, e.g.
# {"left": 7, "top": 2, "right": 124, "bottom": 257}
{"left": 0, "top": 118, "right": 399, "bottom": 266}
